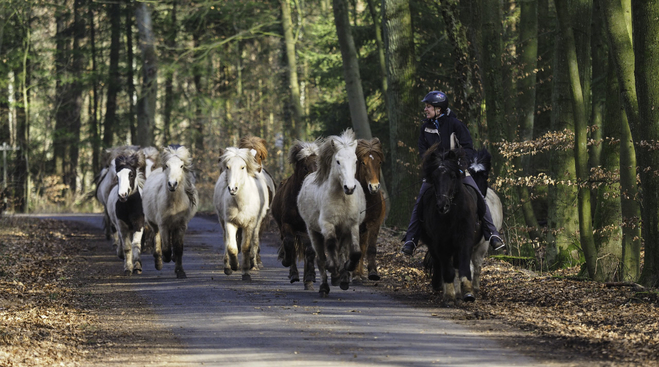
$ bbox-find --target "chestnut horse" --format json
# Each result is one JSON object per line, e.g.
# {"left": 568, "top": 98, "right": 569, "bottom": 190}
{"left": 353, "top": 138, "right": 386, "bottom": 282}
{"left": 271, "top": 140, "right": 320, "bottom": 290}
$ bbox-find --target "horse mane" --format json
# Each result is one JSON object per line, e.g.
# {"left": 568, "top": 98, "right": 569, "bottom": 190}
{"left": 288, "top": 139, "right": 320, "bottom": 165}
{"left": 239, "top": 136, "right": 269, "bottom": 163}
{"left": 102, "top": 145, "right": 141, "bottom": 168}
{"left": 314, "top": 129, "right": 356, "bottom": 186}
{"left": 141, "top": 146, "right": 160, "bottom": 166}
{"left": 422, "top": 143, "right": 468, "bottom": 180}
{"left": 162, "top": 144, "right": 197, "bottom": 207}
{"left": 219, "top": 147, "right": 260, "bottom": 177}
{"left": 115, "top": 152, "right": 146, "bottom": 189}
{"left": 356, "top": 137, "right": 385, "bottom": 163}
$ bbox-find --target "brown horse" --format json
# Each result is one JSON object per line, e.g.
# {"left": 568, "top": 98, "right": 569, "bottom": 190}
{"left": 271, "top": 140, "right": 320, "bottom": 290}
{"left": 354, "top": 138, "right": 386, "bottom": 282}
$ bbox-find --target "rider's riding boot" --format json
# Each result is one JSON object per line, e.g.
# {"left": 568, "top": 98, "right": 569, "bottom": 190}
{"left": 489, "top": 235, "right": 506, "bottom": 252}
{"left": 401, "top": 239, "right": 418, "bottom": 256}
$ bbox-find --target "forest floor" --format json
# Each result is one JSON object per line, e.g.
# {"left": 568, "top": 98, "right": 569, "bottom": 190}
{"left": 0, "top": 216, "right": 658, "bottom": 366}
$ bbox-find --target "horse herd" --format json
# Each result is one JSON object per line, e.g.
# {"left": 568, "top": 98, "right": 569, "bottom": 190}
{"left": 94, "top": 129, "right": 502, "bottom": 304}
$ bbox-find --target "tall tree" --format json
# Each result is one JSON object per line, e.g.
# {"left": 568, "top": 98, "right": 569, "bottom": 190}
{"left": 135, "top": 2, "right": 156, "bottom": 147}
{"left": 382, "top": 0, "right": 418, "bottom": 227}
{"left": 332, "top": 0, "right": 372, "bottom": 139}
{"left": 479, "top": 0, "right": 506, "bottom": 176}
{"left": 125, "top": 0, "right": 136, "bottom": 144}
{"left": 632, "top": 0, "right": 659, "bottom": 287}
{"left": 103, "top": 0, "right": 121, "bottom": 149}
{"left": 280, "top": 0, "right": 305, "bottom": 141}
{"left": 366, "top": 0, "right": 387, "bottom": 104}
{"left": 555, "top": 0, "right": 597, "bottom": 279}
{"left": 162, "top": 0, "right": 177, "bottom": 146}
{"left": 89, "top": 1, "right": 100, "bottom": 171}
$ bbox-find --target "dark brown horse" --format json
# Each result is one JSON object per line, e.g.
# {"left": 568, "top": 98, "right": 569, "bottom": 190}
{"left": 354, "top": 138, "right": 386, "bottom": 282}
{"left": 271, "top": 140, "right": 320, "bottom": 290}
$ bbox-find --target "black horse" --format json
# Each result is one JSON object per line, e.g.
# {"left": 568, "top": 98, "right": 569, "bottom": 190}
{"left": 418, "top": 143, "right": 484, "bottom": 305}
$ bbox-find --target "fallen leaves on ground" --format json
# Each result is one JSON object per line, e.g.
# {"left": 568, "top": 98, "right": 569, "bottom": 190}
{"left": 375, "top": 227, "right": 659, "bottom": 365}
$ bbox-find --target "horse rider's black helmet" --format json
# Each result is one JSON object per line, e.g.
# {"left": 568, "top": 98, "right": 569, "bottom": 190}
{"left": 422, "top": 91, "right": 449, "bottom": 111}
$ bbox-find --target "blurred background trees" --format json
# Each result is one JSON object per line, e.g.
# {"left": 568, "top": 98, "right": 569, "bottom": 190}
{"left": 0, "top": 0, "right": 657, "bottom": 286}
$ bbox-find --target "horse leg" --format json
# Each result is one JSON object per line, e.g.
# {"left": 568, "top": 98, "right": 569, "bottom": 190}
{"left": 440, "top": 255, "right": 457, "bottom": 306}
{"left": 153, "top": 230, "right": 163, "bottom": 270}
{"left": 366, "top": 228, "right": 380, "bottom": 281}
{"left": 302, "top": 236, "right": 316, "bottom": 291}
{"left": 310, "top": 230, "right": 329, "bottom": 297}
{"left": 119, "top": 224, "right": 133, "bottom": 276}
{"left": 249, "top": 226, "right": 261, "bottom": 271}
{"left": 289, "top": 262, "right": 300, "bottom": 283}
{"left": 471, "top": 237, "right": 489, "bottom": 295}
{"left": 344, "top": 225, "right": 362, "bottom": 273}
{"left": 161, "top": 225, "right": 172, "bottom": 263}
{"left": 172, "top": 225, "right": 186, "bottom": 279}
{"left": 281, "top": 225, "right": 296, "bottom": 267}
{"left": 131, "top": 228, "right": 144, "bottom": 275}
{"left": 223, "top": 223, "right": 239, "bottom": 275}
{"left": 353, "top": 228, "right": 367, "bottom": 284}
{"left": 103, "top": 210, "right": 112, "bottom": 240}
{"left": 459, "top": 241, "right": 475, "bottom": 302}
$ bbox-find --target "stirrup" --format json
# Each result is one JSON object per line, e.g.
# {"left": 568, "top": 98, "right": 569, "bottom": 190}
{"left": 489, "top": 235, "right": 505, "bottom": 251}
{"left": 401, "top": 240, "right": 417, "bottom": 256}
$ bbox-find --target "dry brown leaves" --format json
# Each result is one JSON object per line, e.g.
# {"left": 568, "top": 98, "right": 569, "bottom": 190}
{"left": 0, "top": 217, "right": 98, "bottom": 367}
{"left": 375, "top": 227, "right": 659, "bottom": 365}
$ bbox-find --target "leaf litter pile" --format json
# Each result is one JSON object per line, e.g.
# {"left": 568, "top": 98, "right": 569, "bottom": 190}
{"left": 375, "top": 227, "right": 659, "bottom": 365}
{"left": 1, "top": 216, "right": 658, "bottom": 366}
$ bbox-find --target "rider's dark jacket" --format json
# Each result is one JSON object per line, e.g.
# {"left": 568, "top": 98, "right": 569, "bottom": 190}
{"left": 417, "top": 108, "right": 475, "bottom": 161}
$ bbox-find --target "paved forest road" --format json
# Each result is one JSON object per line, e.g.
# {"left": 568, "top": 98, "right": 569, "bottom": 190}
{"left": 25, "top": 214, "right": 566, "bottom": 367}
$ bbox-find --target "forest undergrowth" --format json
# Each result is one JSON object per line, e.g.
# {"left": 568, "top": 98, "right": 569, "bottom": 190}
{"left": 0, "top": 217, "right": 657, "bottom": 366}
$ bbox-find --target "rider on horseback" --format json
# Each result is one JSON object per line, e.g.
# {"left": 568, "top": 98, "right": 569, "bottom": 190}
{"left": 401, "top": 91, "right": 505, "bottom": 256}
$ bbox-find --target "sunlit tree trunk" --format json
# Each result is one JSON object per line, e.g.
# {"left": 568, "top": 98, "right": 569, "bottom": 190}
{"left": 546, "top": 13, "right": 579, "bottom": 268}
{"left": 125, "top": 0, "right": 136, "bottom": 144}
{"left": 135, "top": 2, "right": 156, "bottom": 147}
{"left": 382, "top": 0, "right": 418, "bottom": 227}
{"left": 479, "top": 0, "right": 506, "bottom": 176}
{"left": 162, "top": 0, "right": 177, "bottom": 146}
{"left": 280, "top": 0, "right": 305, "bottom": 141}
{"left": 332, "top": 0, "right": 372, "bottom": 139}
{"left": 103, "top": 0, "right": 121, "bottom": 149}
{"left": 89, "top": 3, "right": 100, "bottom": 171}
{"left": 632, "top": 0, "right": 659, "bottom": 287}
{"left": 555, "top": 0, "right": 597, "bottom": 279}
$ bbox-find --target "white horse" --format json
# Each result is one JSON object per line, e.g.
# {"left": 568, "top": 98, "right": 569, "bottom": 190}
{"left": 297, "top": 129, "right": 366, "bottom": 296}
{"left": 106, "top": 152, "right": 146, "bottom": 275}
{"left": 214, "top": 147, "right": 269, "bottom": 281}
{"left": 471, "top": 189, "right": 503, "bottom": 293}
{"left": 140, "top": 146, "right": 159, "bottom": 178}
{"left": 142, "top": 145, "right": 198, "bottom": 279}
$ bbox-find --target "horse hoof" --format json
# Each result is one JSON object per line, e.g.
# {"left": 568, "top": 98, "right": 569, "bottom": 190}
{"left": 463, "top": 293, "right": 475, "bottom": 302}
{"left": 242, "top": 274, "right": 252, "bottom": 282}
{"left": 331, "top": 276, "right": 340, "bottom": 287}
{"left": 224, "top": 268, "right": 233, "bottom": 276}
{"left": 133, "top": 268, "right": 142, "bottom": 275}
{"left": 368, "top": 271, "right": 381, "bottom": 281}
{"left": 340, "top": 281, "right": 350, "bottom": 290}
{"left": 176, "top": 270, "right": 187, "bottom": 279}
{"left": 319, "top": 283, "right": 330, "bottom": 295}
{"left": 154, "top": 256, "right": 163, "bottom": 271}
{"left": 281, "top": 259, "right": 292, "bottom": 267}
{"left": 124, "top": 270, "right": 132, "bottom": 276}
{"left": 345, "top": 260, "right": 357, "bottom": 272}
{"left": 304, "top": 282, "right": 315, "bottom": 291}
{"left": 289, "top": 276, "right": 300, "bottom": 284}
{"left": 351, "top": 277, "right": 363, "bottom": 286}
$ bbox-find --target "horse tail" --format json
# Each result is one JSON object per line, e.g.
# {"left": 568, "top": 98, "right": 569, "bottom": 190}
{"left": 469, "top": 148, "right": 492, "bottom": 197}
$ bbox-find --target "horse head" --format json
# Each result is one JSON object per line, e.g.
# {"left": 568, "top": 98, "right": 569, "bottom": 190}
{"left": 315, "top": 129, "right": 359, "bottom": 195}
{"left": 356, "top": 138, "right": 384, "bottom": 195}
{"left": 239, "top": 136, "right": 268, "bottom": 172}
{"left": 162, "top": 145, "right": 193, "bottom": 192}
{"left": 289, "top": 139, "right": 320, "bottom": 181}
{"left": 115, "top": 153, "right": 145, "bottom": 201}
{"left": 140, "top": 146, "right": 160, "bottom": 179}
{"left": 423, "top": 144, "right": 467, "bottom": 215}
{"left": 219, "top": 147, "right": 259, "bottom": 196}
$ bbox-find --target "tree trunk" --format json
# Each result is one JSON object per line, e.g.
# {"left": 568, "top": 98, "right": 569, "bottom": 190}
{"left": 332, "top": 0, "right": 372, "bottom": 139}
{"left": 280, "top": 0, "right": 305, "bottom": 141}
{"left": 103, "top": 0, "right": 121, "bottom": 149}
{"left": 366, "top": 0, "right": 387, "bottom": 104}
{"left": 436, "top": 0, "right": 482, "bottom": 136}
{"left": 162, "top": 0, "right": 177, "bottom": 146}
{"left": 632, "top": 0, "right": 659, "bottom": 287}
{"left": 382, "top": 0, "right": 418, "bottom": 227}
{"left": 516, "top": 0, "right": 542, "bottom": 240}
{"left": 479, "top": 0, "right": 506, "bottom": 176}
{"left": 89, "top": 2, "right": 100, "bottom": 171}
{"left": 135, "top": 2, "right": 156, "bottom": 147}
{"left": 125, "top": 0, "right": 136, "bottom": 144}
{"left": 546, "top": 12, "right": 579, "bottom": 269}
{"left": 193, "top": 30, "right": 206, "bottom": 152}
{"left": 555, "top": 0, "right": 597, "bottom": 279}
